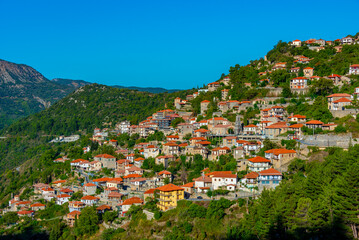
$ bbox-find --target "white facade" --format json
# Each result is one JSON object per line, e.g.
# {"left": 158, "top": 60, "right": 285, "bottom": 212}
{"left": 212, "top": 177, "right": 237, "bottom": 190}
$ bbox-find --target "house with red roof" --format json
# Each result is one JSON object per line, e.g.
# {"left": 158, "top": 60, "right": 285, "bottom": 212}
{"left": 341, "top": 36, "right": 354, "bottom": 45}
{"left": 181, "top": 182, "right": 195, "bottom": 196}
{"left": 248, "top": 156, "right": 271, "bottom": 172}
{"left": 327, "top": 93, "right": 353, "bottom": 110}
{"left": 144, "top": 188, "right": 156, "bottom": 201}
{"left": 68, "top": 201, "right": 86, "bottom": 212}
{"left": 210, "top": 147, "right": 231, "bottom": 161}
{"left": 193, "top": 175, "right": 212, "bottom": 193}
{"left": 67, "top": 210, "right": 81, "bottom": 227}
{"left": 89, "top": 160, "right": 102, "bottom": 171}
{"left": 83, "top": 182, "right": 97, "bottom": 195}
{"left": 258, "top": 168, "right": 282, "bottom": 190}
{"left": 208, "top": 171, "right": 237, "bottom": 191}
{"left": 303, "top": 67, "right": 314, "bottom": 77}
{"left": 18, "top": 210, "right": 34, "bottom": 218}
{"left": 194, "top": 128, "right": 209, "bottom": 138}
{"left": 327, "top": 74, "right": 342, "bottom": 85}
{"left": 222, "top": 136, "right": 237, "bottom": 148}
{"left": 243, "top": 124, "right": 258, "bottom": 135}
{"left": 157, "top": 170, "right": 173, "bottom": 185}
{"left": 81, "top": 195, "right": 100, "bottom": 205}
{"left": 30, "top": 202, "right": 46, "bottom": 211}
{"left": 265, "top": 149, "right": 297, "bottom": 171}
{"left": 289, "top": 123, "right": 304, "bottom": 140}
{"left": 200, "top": 100, "right": 210, "bottom": 115}
{"left": 290, "top": 77, "right": 308, "bottom": 94}
{"left": 163, "top": 142, "right": 180, "bottom": 156}
{"left": 264, "top": 122, "right": 289, "bottom": 138}
{"left": 305, "top": 120, "right": 324, "bottom": 129}
{"left": 96, "top": 205, "right": 112, "bottom": 214}
{"left": 155, "top": 155, "right": 175, "bottom": 169}
{"left": 156, "top": 184, "right": 184, "bottom": 211}
{"left": 56, "top": 194, "right": 71, "bottom": 205}
{"left": 94, "top": 154, "right": 117, "bottom": 169}
{"left": 288, "top": 114, "right": 307, "bottom": 123}
{"left": 291, "top": 39, "right": 301, "bottom": 47}
{"left": 241, "top": 172, "right": 259, "bottom": 189}
{"left": 207, "top": 82, "right": 220, "bottom": 91}
{"left": 350, "top": 64, "right": 359, "bottom": 75}
{"left": 118, "top": 197, "right": 143, "bottom": 215}
{"left": 331, "top": 97, "right": 352, "bottom": 110}
{"left": 272, "top": 62, "right": 286, "bottom": 71}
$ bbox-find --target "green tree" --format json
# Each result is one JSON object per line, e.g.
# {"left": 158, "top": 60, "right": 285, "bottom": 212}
{"left": 74, "top": 206, "right": 99, "bottom": 236}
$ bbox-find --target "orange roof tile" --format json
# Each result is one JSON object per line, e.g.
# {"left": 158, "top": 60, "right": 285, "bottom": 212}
{"left": 265, "top": 149, "right": 296, "bottom": 155}
{"left": 181, "top": 182, "right": 195, "bottom": 188}
{"left": 259, "top": 168, "right": 282, "bottom": 176}
{"left": 95, "top": 154, "right": 116, "bottom": 159}
{"left": 144, "top": 188, "right": 156, "bottom": 194}
{"left": 244, "top": 172, "right": 259, "bottom": 179}
{"left": 327, "top": 93, "right": 352, "bottom": 98}
{"left": 306, "top": 120, "right": 324, "bottom": 125}
{"left": 156, "top": 183, "right": 184, "bottom": 192}
{"left": 121, "top": 197, "right": 143, "bottom": 205}
{"left": 333, "top": 97, "right": 351, "bottom": 103}
{"left": 81, "top": 195, "right": 99, "bottom": 201}
{"left": 248, "top": 156, "right": 271, "bottom": 163}
{"left": 30, "top": 203, "right": 45, "bottom": 207}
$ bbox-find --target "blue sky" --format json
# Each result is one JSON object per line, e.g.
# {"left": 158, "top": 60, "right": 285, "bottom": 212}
{"left": 1, "top": 0, "right": 358, "bottom": 89}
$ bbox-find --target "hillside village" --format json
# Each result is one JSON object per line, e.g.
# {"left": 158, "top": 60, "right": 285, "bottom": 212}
{"left": 2, "top": 34, "right": 359, "bottom": 236}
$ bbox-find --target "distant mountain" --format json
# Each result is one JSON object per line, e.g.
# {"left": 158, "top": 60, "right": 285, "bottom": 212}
{"left": 0, "top": 59, "right": 88, "bottom": 129}
{"left": 51, "top": 78, "right": 91, "bottom": 88}
{"left": 112, "top": 85, "right": 181, "bottom": 93}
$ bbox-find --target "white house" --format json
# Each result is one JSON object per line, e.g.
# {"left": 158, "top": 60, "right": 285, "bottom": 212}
{"left": 81, "top": 195, "right": 100, "bottom": 205}
{"left": 56, "top": 194, "right": 71, "bottom": 205}
{"left": 207, "top": 172, "right": 237, "bottom": 190}
{"left": 243, "top": 124, "right": 258, "bottom": 135}
{"left": 118, "top": 197, "right": 143, "bottom": 216}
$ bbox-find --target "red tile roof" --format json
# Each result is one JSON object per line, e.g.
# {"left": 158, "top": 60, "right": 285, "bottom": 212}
{"left": 95, "top": 154, "right": 116, "bottom": 159}
{"left": 96, "top": 205, "right": 112, "bottom": 211}
{"left": 30, "top": 203, "right": 45, "bottom": 207}
{"left": 181, "top": 182, "right": 195, "bottom": 188}
{"left": 306, "top": 120, "right": 324, "bottom": 125}
{"left": 158, "top": 170, "right": 171, "bottom": 175}
{"left": 333, "top": 97, "right": 351, "bottom": 103}
{"left": 265, "top": 149, "right": 296, "bottom": 155}
{"left": 289, "top": 123, "right": 304, "bottom": 128}
{"left": 327, "top": 93, "right": 352, "bottom": 98}
{"left": 57, "top": 194, "right": 71, "bottom": 198}
{"left": 259, "top": 168, "right": 282, "bottom": 176}
{"left": 207, "top": 171, "right": 237, "bottom": 178}
{"left": 244, "top": 172, "right": 259, "bottom": 179}
{"left": 120, "top": 197, "right": 143, "bottom": 205}
{"left": 248, "top": 156, "right": 271, "bottom": 163}
{"left": 144, "top": 188, "right": 156, "bottom": 194}
{"left": 156, "top": 183, "right": 184, "bottom": 192}
{"left": 81, "top": 195, "right": 99, "bottom": 201}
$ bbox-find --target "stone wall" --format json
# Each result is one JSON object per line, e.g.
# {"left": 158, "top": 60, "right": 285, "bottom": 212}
{"left": 330, "top": 109, "right": 358, "bottom": 118}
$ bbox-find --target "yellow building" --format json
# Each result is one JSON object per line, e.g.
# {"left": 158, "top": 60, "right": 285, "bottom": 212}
{"left": 156, "top": 183, "right": 184, "bottom": 211}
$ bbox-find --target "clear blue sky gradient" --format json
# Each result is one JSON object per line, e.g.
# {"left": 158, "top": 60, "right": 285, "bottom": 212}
{"left": 1, "top": 0, "right": 358, "bottom": 89}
